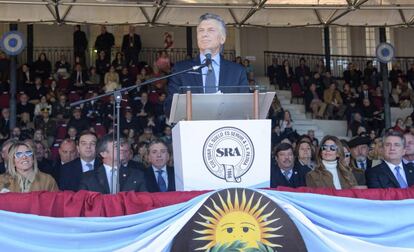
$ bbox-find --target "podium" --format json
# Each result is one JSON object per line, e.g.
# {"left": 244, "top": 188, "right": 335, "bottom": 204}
{"left": 170, "top": 91, "right": 275, "bottom": 191}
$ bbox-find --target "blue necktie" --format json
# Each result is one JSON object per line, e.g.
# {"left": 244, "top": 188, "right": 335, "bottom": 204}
{"left": 283, "top": 170, "right": 291, "bottom": 181}
{"left": 157, "top": 170, "right": 167, "bottom": 192}
{"left": 86, "top": 163, "right": 93, "bottom": 171}
{"left": 395, "top": 166, "right": 408, "bottom": 188}
{"left": 205, "top": 61, "right": 216, "bottom": 93}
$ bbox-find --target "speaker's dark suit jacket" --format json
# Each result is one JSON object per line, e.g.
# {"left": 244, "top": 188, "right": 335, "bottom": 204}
{"left": 78, "top": 165, "right": 147, "bottom": 194}
{"left": 59, "top": 158, "right": 100, "bottom": 191}
{"left": 166, "top": 55, "right": 249, "bottom": 114}
{"left": 366, "top": 161, "right": 414, "bottom": 188}
{"left": 270, "top": 162, "right": 311, "bottom": 188}
{"left": 144, "top": 166, "right": 175, "bottom": 192}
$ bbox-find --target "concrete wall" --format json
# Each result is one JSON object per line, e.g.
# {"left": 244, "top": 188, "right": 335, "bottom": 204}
{"left": 393, "top": 27, "right": 414, "bottom": 57}
{"left": 349, "top": 27, "right": 365, "bottom": 56}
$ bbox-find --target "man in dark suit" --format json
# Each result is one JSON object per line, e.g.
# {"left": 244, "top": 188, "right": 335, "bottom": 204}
{"left": 348, "top": 136, "right": 373, "bottom": 171}
{"left": 0, "top": 107, "right": 10, "bottom": 137}
{"left": 59, "top": 131, "right": 99, "bottom": 191}
{"left": 73, "top": 25, "right": 88, "bottom": 62}
{"left": 271, "top": 143, "right": 311, "bottom": 188}
{"left": 403, "top": 132, "right": 414, "bottom": 165}
{"left": 166, "top": 13, "right": 248, "bottom": 114}
{"left": 94, "top": 25, "right": 115, "bottom": 62}
{"left": 366, "top": 131, "right": 414, "bottom": 188}
{"left": 121, "top": 26, "right": 142, "bottom": 67}
{"left": 79, "top": 134, "right": 147, "bottom": 194}
{"left": 70, "top": 63, "right": 88, "bottom": 92}
{"left": 52, "top": 138, "right": 78, "bottom": 183}
{"left": 144, "top": 139, "right": 175, "bottom": 192}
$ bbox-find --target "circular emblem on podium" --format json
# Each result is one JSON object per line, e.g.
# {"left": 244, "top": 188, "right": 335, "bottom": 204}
{"left": 203, "top": 127, "right": 254, "bottom": 183}
{"left": 0, "top": 31, "right": 25, "bottom": 56}
{"left": 376, "top": 42, "right": 395, "bottom": 64}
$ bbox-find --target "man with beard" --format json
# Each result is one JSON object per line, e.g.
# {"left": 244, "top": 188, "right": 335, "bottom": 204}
{"left": 348, "top": 136, "right": 372, "bottom": 171}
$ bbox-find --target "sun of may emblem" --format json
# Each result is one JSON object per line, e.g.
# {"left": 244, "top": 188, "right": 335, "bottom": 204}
{"left": 193, "top": 189, "right": 283, "bottom": 251}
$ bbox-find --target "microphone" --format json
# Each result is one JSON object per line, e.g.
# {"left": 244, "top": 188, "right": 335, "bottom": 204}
{"left": 205, "top": 49, "right": 213, "bottom": 72}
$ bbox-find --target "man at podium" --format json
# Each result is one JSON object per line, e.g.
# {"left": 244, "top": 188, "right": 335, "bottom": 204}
{"left": 167, "top": 13, "right": 248, "bottom": 110}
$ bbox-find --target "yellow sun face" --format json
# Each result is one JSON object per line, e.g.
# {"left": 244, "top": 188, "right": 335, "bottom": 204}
{"left": 216, "top": 211, "right": 261, "bottom": 248}
{"left": 193, "top": 189, "right": 283, "bottom": 251}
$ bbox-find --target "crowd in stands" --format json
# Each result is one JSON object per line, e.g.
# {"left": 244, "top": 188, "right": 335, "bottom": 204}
{"left": 267, "top": 57, "right": 414, "bottom": 138}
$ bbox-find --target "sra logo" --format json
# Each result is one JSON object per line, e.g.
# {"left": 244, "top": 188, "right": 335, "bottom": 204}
{"left": 203, "top": 127, "right": 255, "bottom": 183}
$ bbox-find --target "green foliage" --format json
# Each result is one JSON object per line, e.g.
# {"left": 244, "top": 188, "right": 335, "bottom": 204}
{"left": 206, "top": 241, "right": 276, "bottom": 252}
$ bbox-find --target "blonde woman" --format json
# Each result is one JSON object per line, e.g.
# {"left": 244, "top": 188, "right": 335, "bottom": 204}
{"left": 306, "top": 135, "right": 357, "bottom": 189}
{"left": 103, "top": 65, "right": 120, "bottom": 92}
{"left": 0, "top": 142, "right": 58, "bottom": 192}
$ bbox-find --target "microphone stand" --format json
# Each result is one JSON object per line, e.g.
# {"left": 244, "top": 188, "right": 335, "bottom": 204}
{"left": 71, "top": 63, "right": 206, "bottom": 194}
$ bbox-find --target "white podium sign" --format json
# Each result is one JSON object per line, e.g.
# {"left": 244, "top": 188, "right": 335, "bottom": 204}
{"left": 172, "top": 120, "right": 271, "bottom": 191}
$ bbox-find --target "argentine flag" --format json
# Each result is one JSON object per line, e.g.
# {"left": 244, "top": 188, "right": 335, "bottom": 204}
{"left": 0, "top": 189, "right": 414, "bottom": 251}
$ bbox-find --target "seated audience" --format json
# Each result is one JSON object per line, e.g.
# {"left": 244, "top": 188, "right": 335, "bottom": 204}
{"left": 366, "top": 131, "right": 414, "bottom": 188}
{"left": 295, "top": 140, "right": 315, "bottom": 170}
{"left": 79, "top": 134, "right": 147, "bottom": 193}
{"left": 59, "top": 131, "right": 99, "bottom": 191}
{"left": 271, "top": 143, "right": 311, "bottom": 188}
{"left": 143, "top": 139, "right": 175, "bottom": 192}
{"left": 306, "top": 135, "right": 357, "bottom": 189}
{"left": 0, "top": 141, "right": 58, "bottom": 192}
{"left": 341, "top": 140, "right": 366, "bottom": 186}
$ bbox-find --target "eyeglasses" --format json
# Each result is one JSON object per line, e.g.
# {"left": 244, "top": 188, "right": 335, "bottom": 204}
{"left": 14, "top": 151, "right": 33, "bottom": 159}
{"left": 321, "top": 144, "right": 338, "bottom": 152}
{"left": 344, "top": 152, "right": 351, "bottom": 158}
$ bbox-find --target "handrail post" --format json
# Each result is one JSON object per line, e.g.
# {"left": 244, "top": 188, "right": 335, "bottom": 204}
{"left": 253, "top": 89, "right": 259, "bottom": 120}
{"left": 186, "top": 90, "right": 192, "bottom": 121}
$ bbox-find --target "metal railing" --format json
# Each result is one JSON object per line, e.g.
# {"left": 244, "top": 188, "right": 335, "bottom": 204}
{"left": 264, "top": 51, "right": 414, "bottom": 78}
{"left": 16, "top": 47, "right": 236, "bottom": 69}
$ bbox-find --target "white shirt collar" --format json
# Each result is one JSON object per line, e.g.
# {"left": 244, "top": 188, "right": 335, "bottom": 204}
{"left": 80, "top": 158, "right": 95, "bottom": 173}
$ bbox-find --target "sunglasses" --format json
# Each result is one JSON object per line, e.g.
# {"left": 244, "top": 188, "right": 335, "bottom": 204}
{"left": 15, "top": 151, "right": 33, "bottom": 159}
{"left": 321, "top": 144, "right": 338, "bottom": 152}
{"left": 344, "top": 152, "right": 351, "bottom": 158}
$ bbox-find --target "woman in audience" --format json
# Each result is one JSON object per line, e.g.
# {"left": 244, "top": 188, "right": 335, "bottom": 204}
{"left": 33, "top": 53, "right": 51, "bottom": 81}
{"left": 314, "top": 59, "right": 326, "bottom": 76}
{"left": 306, "top": 135, "right": 357, "bottom": 189}
{"left": 368, "top": 137, "right": 384, "bottom": 167}
{"left": 112, "top": 52, "right": 126, "bottom": 73}
{"left": 0, "top": 142, "right": 58, "bottom": 192}
{"left": 132, "top": 142, "right": 149, "bottom": 167}
{"left": 155, "top": 50, "right": 171, "bottom": 74}
{"left": 280, "top": 59, "right": 293, "bottom": 90}
{"left": 95, "top": 50, "right": 110, "bottom": 79}
{"left": 103, "top": 65, "right": 120, "bottom": 92}
{"left": 341, "top": 140, "right": 366, "bottom": 186}
{"left": 279, "top": 110, "right": 294, "bottom": 134}
{"left": 34, "top": 95, "right": 52, "bottom": 117}
{"left": 295, "top": 140, "right": 315, "bottom": 170}
{"left": 393, "top": 118, "right": 405, "bottom": 133}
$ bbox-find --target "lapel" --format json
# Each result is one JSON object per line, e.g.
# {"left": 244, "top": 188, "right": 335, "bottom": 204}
{"left": 218, "top": 55, "right": 227, "bottom": 86}
{"left": 403, "top": 163, "right": 414, "bottom": 186}
{"left": 96, "top": 166, "right": 110, "bottom": 194}
{"left": 167, "top": 166, "right": 175, "bottom": 191}
{"left": 146, "top": 167, "right": 159, "bottom": 192}
{"left": 190, "top": 56, "right": 203, "bottom": 88}
{"left": 75, "top": 159, "right": 83, "bottom": 179}
{"left": 381, "top": 162, "right": 400, "bottom": 188}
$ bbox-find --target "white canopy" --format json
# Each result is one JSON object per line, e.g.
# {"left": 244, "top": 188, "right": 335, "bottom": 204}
{"left": 0, "top": 0, "right": 413, "bottom": 27}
